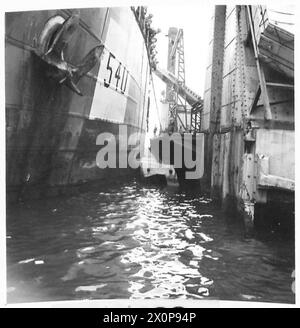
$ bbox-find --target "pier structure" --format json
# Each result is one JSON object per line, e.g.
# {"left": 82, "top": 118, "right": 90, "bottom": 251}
{"left": 202, "top": 5, "right": 294, "bottom": 231}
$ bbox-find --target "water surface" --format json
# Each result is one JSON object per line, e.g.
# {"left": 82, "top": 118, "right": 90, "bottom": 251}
{"left": 6, "top": 180, "right": 295, "bottom": 303}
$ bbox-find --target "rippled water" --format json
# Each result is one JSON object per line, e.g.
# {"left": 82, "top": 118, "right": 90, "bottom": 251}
{"left": 6, "top": 180, "right": 295, "bottom": 303}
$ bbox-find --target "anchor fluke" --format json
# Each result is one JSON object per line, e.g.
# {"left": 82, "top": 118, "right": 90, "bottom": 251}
{"left": 72, "top": 45, "right": 105, "bottom": 84}
{"left": 65, "top": 78, "right": 83, "bottom": 96}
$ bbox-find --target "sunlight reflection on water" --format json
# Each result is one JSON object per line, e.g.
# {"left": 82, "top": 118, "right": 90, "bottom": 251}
{"left": 6, "top": 180, "right": 295, "bottom": 303}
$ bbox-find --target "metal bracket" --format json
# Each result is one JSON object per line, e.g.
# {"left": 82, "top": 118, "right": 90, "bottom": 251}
{"left": 246, "top": 6, "right": 272, "bottom": 121}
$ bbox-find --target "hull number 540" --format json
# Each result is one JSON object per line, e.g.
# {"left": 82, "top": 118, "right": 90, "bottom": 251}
{"left": 103, "top": 51, "right": 129, "bottom": 94}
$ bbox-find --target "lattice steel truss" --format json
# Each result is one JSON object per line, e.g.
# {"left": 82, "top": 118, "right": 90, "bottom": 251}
{"left": 165, "top": 27, "right": 202, "bottom": 132}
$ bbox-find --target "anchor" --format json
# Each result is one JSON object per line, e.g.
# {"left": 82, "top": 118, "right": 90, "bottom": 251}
{"left": 34, "top": 14, "right": 104, "bottom": 96}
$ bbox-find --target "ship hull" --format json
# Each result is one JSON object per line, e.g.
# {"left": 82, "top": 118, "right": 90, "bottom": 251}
{"left": 6, "top": 8, "right": 150, "bottom": 202}
{"left": 7, "top": 119, "right": 142, "bottom": 202}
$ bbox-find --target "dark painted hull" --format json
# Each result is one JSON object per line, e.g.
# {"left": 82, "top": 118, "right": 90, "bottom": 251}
{"left": 8, "top": 119, "right": 142, "bottom": 202}
{"left": 6, "top": 8, "right": 149, "bottom": 202}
